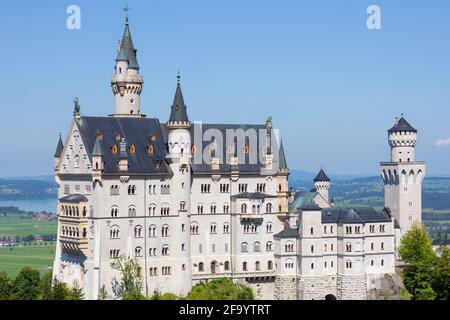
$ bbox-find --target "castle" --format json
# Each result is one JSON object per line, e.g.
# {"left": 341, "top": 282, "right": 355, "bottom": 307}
{"left": 52, "top": 16, "right": 425, "bottom": 300}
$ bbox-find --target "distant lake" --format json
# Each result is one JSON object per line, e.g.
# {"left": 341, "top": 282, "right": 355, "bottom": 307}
{"left": 0, "top": 199, "right": 57, "bottom": 213}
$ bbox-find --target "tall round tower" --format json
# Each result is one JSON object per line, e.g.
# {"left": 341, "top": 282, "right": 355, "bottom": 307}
{"left": 166, "top": 73, "right": 193, "bottom": 296}
{"left": 381, "top": 115, "right": 426, "bottom": 237}
{"left": 110, "top": 14, "right": 144, "bottom": 117}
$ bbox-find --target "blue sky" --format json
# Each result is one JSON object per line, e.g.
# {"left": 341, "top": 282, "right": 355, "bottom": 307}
{"left": 1, "top": 0, "right": 449, "bottom": 177}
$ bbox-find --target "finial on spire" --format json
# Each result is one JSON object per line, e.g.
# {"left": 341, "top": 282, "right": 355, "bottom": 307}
{"left": 123, "top": 5, "right": 130, "bottom": 24}
{"left": 177, "top": 69, "right": 181, "bottom": 84}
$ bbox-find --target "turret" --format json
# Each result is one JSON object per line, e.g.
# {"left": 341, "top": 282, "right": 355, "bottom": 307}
{"left": 313, "top": 168, "right": 330, "bottom": 204}
{"left": 92, "top": 131, "right": 104, "bottom": 183}
{"left": 54, "top": 134, "right": 64, "bottom": 170}
{"left": 111, "top": 13, "right": 144, "bottom": 117}
{"left": 388, "top": 116, "right": 417, "bottom": 163}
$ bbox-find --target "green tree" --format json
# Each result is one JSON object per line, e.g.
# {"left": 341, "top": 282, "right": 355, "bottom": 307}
{"left": 399, "top": 222, "right": 437, "bottom": 300}
{"left": 67, "top": 281, "right": 84, "bottom": 300}
{"left": 50, "top": 278, "right": 71, "bottom": 300}
{"left": 12, "top": 267, "right": 41, "bottom": 300}
{"left": 98, "top": 285, "right": 110, "bottom": 300}
{"left": 433, "top": 244, "right": 450, "bottom": 300}
{"left": 186, "top": 278, "right": 254, "bottom": 300}
{"left": 38, "top": 271, "right": 53, "bottom": 300}
{"left": 110, "top": 255, "right": 145, "bottom": 300}
{"left": 0, "top": 272, "right": 13, "bottom": 300}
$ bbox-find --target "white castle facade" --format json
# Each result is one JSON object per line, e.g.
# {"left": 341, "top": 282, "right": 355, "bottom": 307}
{"left": 52, "top": 17, "right": 425, "bottom": 300}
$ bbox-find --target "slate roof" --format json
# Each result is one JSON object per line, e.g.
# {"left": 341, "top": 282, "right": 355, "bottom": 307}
{"left": 322, "top": 207, "right": 392, "bottom": 224}
{"left": 59, "top": 194, "right": 88, "bottom": 203}
{"left": 168, "top": 80, "right": 189, "bottom": 123}
{"left": 116, "top": 18, "right": 139, "bottom": 70}
{"left": 92, "top": 133, "right": 105, "bottom": 157}
{"left": 388, "top": 117, "right": 417, "bottom": 133}
{"left": 314, "top": 168, "right": 330, "bottom": 182}
{"left": 162, "top": 123, "right": 281, "bottom": 174}
{"left": 76, "top": 116, "right": 171, "bottom": 175}
{"left": 274, "top": 227, "right": 298, "bottom": 238}
{"left": 54, "top": 134, "right": 64, "bottom": 158}
{"left": 289, "top": 191, "right": 321, "bottom": 210}
{"left": 279, "top": 140, "right": 288, "bottom": 170}
{"left": 232, "top": 192, "right": 278, "bottom": 199}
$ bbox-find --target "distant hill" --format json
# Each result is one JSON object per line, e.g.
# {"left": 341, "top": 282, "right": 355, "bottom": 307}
{"left": 0, "top": 178, "right": 57, "bottom": 201}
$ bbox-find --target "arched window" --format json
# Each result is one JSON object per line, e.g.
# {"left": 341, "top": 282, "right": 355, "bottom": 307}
{"left": 111, "top": 206, "right": 118, "bottom": 217}
{"left": 134, "top": 225, "right": 143, "bottom": 238}
{"left": 268, "top": 261, "right": 273, "bottom": 270}
{"left": 198, "top": 262, "right": 204, "bottom": 272}
{"left": 210, "top": 223, "right": 217, "bottom": 234}
{"left": 254, "top": 242, "right": 261, "bottom": 252}
{"left": 135, "top": 246, "right": 142, "bottom": 258}
{"left": 224, "top": 261, "right": 230, "bottom": 271}
{"left": 147, "top": 145, "right": 154, "bottom": 155}
{"left": 149, "top": 225, "right": 157, "bottom": 238}
{"left": 266, "top": 222, "right": 273, "bottom": 233}
{"left": 241, "top": 242, "right": 248, "bottom": 253}
{"left": 266, "top": 203, "right": 272, "bottom": 213}
{"left": 223, "top": 223, "right": 230, "bottom": 234}
{"left": 111, "top": 145, "right": 118, "bottom": 154}
{"left": 243, "top": 262, "right": 248, "bottom": 271}
{"left": 161, "top": 225, "right": 169, "bottom": 237}
{"left": 180, "top": 201, "right": 186, "bottom": 211}
{"left": 162, "top": 245, "right": 169, "bottom": 256}
{"left": 129, "top": 144, "right": 136, "bottom": 154}
{"left": 148, "top": 204, "right": 156, "bottom": 216}
{"left": 266, "top": 241, "right": 273, "bottom": 252}
{"left": 74, "top": 155, "right": 80, "bottom": 168}
{"left": 128, "top": 206, "right": 136, "bottom": 217}
{"left": 255, "top": 261, "right": 261, "bottom": 271}
{"left": 241, "top": 203, "right": 247, "bottom": 213}
{"left": 110, "top": 225, "right": 120, "bottom": 239}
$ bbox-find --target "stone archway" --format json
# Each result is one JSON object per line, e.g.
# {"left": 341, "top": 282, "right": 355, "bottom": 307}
{"left": 325, "top": 294, "right": 337, "bottom": 300}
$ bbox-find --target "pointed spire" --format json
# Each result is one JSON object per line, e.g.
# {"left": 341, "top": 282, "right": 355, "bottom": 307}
{"left": 314, "top": 168, "right": 330, "bottom": 182}
{"left": 54, "top": 133, "right": 64, "bottom": 158}
{"left": 92, "top": 131, "right": 105, "bottom": 157}
{"left": 116, "top": 8, "right": 139, "bottom": 70}
{"left": 168, "top": 72, "right": 189, "bottom": 123}
{"left": 279, "top": 139, "right": 288, "bottom": 170}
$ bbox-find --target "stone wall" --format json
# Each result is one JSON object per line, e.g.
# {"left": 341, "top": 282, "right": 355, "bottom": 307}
{"left": 274, "top": 276, "right": 297, "bottom": 300}
{"left": 297, "top": 275, "right": 337, "bottom": 300}
{"left": 337, "top": 274, "right": 367, "bottom": 300}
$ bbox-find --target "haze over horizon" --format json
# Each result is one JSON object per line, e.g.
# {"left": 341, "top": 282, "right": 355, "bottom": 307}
{"left": 1, "top": 1, "right": 449, "bottom": 177}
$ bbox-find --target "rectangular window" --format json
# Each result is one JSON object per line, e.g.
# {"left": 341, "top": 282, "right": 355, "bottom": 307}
{"left": 199, "top": 244, "right": 202, "bottom": 254}
{"left": 212, "top": 244, "right": 216, "bottom": 253}
{"left": 75, "top": 185, "right": 80, "bottom": 192}
{"left": 64, "top": 185, "right": 70, "bottom": 195}
{"left": 85, "top": 185, "right": 91, "bottom": 194}
{"left": 225, "top": 243, "right": 229, "bottom": 253}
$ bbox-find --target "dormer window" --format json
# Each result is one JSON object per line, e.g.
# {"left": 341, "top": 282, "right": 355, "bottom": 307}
{"left": 147, "top": 145, "right": 154, "bottom": 155}
{"left": 243, "top": 145, "right": 250, "bottom": 154}
{"left": 114, "top": 133, "right": 121, "bottom": 141}
{"left": 129, "top": 144, "right": 136, "bottom": 154}
{"left": 111, "top": 145, "right": 118, "bottom": 154}
{"left": 227, "top": 145, "right": 233, "bottom": 153}
{"left": 191, "top": 145, "right": 197, "bottom": 153}
{"left": 149, "top": 134, "right": 157, "bottom": 141}
{"left": 155, "top": 160, "right": 162, "bottom": 169}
